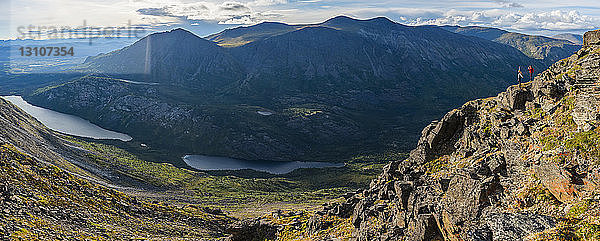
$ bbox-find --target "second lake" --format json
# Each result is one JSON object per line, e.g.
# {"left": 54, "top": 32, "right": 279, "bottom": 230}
{"left": 183, "top": 155, "right": 345, "bottom": 174}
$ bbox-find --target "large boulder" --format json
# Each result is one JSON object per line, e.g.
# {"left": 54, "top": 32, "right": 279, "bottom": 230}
{"left": 535, "top": 161, "right": 578, "bottom": 202}
{"left": 584, "top": 30, "right": 600, "bottom": 46}
{"left": 226, "top": 219, "right": 277, "bottom": 241}
{"left": 485, "top": 213, "right": 555, "bottom": 241}
{"left": 499, "top": 86, "right": 533, "bottom": 110}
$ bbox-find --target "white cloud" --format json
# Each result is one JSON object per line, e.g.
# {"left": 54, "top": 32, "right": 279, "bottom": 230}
{"left": 248, "top": 0, "right": 288, "bottom": 7}
{"left": 491, "top": 0, "right": 523, "bottom": 8}
{"left": 218, "top": 15, "right": 257, "bottom": 24}
{"left": 404, "top": 9, "right": 598, "bottom": 32}
{"left": 136, "top": 1, "right": 282, "bottom": 25}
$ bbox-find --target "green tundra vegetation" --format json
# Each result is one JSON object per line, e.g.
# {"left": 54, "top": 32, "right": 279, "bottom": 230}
{"left": 61, "top": 135, "right": 399, "bottom": 217}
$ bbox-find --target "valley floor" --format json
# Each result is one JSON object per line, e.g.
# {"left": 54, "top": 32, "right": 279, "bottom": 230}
{"left": 62, "top": 135, "right": 399, "bottom": 219}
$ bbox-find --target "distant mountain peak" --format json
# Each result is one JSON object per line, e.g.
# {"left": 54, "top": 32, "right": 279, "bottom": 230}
{"left": 171, "top": 28, "right": 190, "bottom": 32}
{"left": 323, "top": 15, "right": 396, "bottom": 25}
{"left": 322, "top": 15, "right": 375, "bottom": 27}
{"left": 323, "top": 15, "right": 357, "bottom": 23}
{"left": 150, "top": 28, "right": 200, "bottom": 39}
{"left": 366, "top": 16, "right": 396, "bottom": 24}
{"left": 207, "top": 21, "right": 297, "bottom": 47}
{"left": 133, "top": 27, "right": 214, "bottom": 48}
{"left": 320, "top": 16, "right": 400, "bottom": 33}
{"left": 255, "top": 21, "right": 291, "bottom": 27}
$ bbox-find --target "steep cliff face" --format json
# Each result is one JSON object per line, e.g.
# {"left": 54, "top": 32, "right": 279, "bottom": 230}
{"left": 347, "top": 31, "right": 600, "bottom": 240}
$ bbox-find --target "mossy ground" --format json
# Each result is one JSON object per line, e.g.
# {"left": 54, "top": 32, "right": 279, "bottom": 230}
{"left": 519, "top": 90, "right": 600, "bottom": 240}
{"left": 265, "top": 210, "right": 354, "bottom": 241}
{"left": 526, "top": 198, "right": 600, "bottom": 241}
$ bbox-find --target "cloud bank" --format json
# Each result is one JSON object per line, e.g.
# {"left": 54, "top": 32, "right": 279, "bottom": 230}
{"left": 133, "top": 0, "right": 599, "bottom": 35}
{"left": 402, "top": 9, "right": 597, "bottom": 32}
{"left": 136, "top": 0, "right": 285, "bottom": 25}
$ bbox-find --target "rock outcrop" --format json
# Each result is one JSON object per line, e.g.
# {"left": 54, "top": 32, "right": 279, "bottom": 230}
{"left": 226, "top": 218, "right": 278, "bottom": 241}
{"left": 584, "top": 30, "right": 600, "bottom": 46}
{"left": 313, "top": 30, "right": 600, "bottom": 241}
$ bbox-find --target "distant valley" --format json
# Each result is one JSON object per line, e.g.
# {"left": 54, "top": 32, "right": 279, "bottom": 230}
{"left": 4, "top": 16, "right": 582, "bottom": 164}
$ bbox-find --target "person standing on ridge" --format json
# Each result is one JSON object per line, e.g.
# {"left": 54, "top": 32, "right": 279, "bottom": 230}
{"left": 528, "top": 65, "right": 534, "bottom": 81}
{"left": 517, "top": 66, "right": 524, "bottom": 88}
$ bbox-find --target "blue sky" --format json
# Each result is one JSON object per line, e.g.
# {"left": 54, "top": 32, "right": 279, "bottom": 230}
{"left": 1, "top": 0, "right": 599, "bottom": 39}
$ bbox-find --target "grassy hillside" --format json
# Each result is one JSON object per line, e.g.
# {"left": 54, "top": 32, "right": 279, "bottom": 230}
{"left": 0, "top": 143, "right": 231, "bottom": 240}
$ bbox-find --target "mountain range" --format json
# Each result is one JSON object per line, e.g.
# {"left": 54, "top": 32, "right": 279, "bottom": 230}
{"left": 553, "top": 33, "right": 585, "bottom": 45}
{"left": 441, "top": 26, "right": 581, "bottom": 64}
{"left": 26, "top": 16, "right": 576, "bottom": 163}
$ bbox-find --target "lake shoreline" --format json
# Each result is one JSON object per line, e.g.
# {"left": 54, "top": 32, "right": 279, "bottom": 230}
{"left": 2, "top": 96, "right": 132, "bottom": 141}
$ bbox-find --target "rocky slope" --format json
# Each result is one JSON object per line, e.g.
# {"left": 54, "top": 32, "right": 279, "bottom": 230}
{"left": 0, "top": 98, "right": 232, "bottom": 240}
{"left": 27, "top": 16, "right": 549, "bottom": 162}
{"left": 306, "top": 30, "right": 600, "bottom": 241}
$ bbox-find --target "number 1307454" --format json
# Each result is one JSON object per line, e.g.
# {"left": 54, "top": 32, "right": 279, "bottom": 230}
{"left": 18, "top": 47, "right": 74, "bottom": 57}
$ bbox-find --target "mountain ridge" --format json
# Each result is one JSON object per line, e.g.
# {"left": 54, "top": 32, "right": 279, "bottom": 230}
{"left": 441, "top": 25, "right": 582, "bottom": 64}
{"left": 26, "top": 16, "right": 565, "bottom": 163}
{"left": 554, "top": 33, "right": 584, "bottom": 45}
{"left": 82, "top": 28, "right": 244, "bottom": 88}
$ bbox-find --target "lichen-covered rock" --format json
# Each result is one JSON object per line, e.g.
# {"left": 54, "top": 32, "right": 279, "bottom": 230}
{"left": 535, "top": 161, "right": 578, "bottom": 202}
{"left": 499, "top": 86, "right": 533, "bottom": 110}
{"left": 485, "top": 213, "right": 555, "bottom": 241}
{"left": 584, "top": 30, "right": 600, "bottom": 46}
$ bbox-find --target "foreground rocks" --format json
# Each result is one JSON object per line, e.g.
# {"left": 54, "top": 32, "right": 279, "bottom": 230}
{"left": 307, "top": 30, "right": 600, "bottom": 241}
{"left": 226, "top": 218, "right": 278, "bottom": 241}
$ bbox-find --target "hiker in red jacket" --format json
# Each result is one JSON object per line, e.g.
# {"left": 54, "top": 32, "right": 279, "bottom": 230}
{"left": 528, "top": 65, "right": 534, "bottom": 81}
